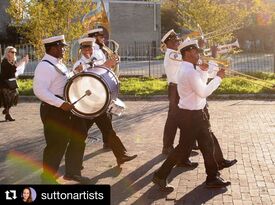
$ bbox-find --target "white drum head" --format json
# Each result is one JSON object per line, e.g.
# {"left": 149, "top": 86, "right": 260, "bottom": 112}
{"left": 67, "top": 74, "right": 109, "bottom": 116}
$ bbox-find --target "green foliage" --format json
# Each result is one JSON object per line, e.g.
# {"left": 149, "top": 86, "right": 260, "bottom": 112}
{"left": 6, "top": 0, "right": 92, "bottom": 59}
{"left": 119, "top": 77, "right": 168, "bottom": 96}
{"left": 17, "top": 74, "right": 275, "bottom": 96}
{"left": 18, "top": 79, "right": 34, "bottom": 96}
{"left": 176, "top": 0, "right": 249, "bottom": 44}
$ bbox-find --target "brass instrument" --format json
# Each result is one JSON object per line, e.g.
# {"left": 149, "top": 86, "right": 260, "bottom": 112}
{"left": 200, "top": 56, "right": 275, "bottom": 90}
{"left": 203, "top": 39, "right": 240, "bottom": 56}
{"left": 102, "top": 40, "right": 120, "bottom": 76}
{"left": 82, "top": 0, "right": 109, "bottom": 31}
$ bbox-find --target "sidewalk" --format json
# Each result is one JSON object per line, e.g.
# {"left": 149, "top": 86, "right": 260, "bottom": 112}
{"left": 0, "top": 100, "right": 275, "bottom": 204}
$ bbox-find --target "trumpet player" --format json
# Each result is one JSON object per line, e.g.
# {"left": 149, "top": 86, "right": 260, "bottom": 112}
{"left": 152, "top": 39, "right": 231, "bottom": 191}
{"left": 87, "top": 28, "right": 118, "bottom": 69}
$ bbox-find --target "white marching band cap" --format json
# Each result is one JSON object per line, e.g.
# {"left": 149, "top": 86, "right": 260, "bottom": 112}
{"left": 87, "top": 28, "right": 104, "bottom": 36}
{"left": 161, "top": 29, "right": 177, "bottom": 43}
{"left": 78, "top": 37, "right": 96, "bottom": 47}
{"left": 178, "top": 37, "right": 199, "bottom": 52}
{"left": 42, "top": 35, "right": 68, "bottom": 46}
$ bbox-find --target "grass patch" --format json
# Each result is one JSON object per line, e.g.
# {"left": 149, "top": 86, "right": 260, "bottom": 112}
{"left": 18, "top": 79, "right": 34, "bottom": 96}
{"left": 17, "top": 72, "right": 275, "bottom": 96}
{"left": 119, "top": 77, "right": 168, "bottom": 96}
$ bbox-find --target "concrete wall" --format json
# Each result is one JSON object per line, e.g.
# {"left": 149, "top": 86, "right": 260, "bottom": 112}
{"left": 109, "top": 1, "right": 161, "bottom": 48}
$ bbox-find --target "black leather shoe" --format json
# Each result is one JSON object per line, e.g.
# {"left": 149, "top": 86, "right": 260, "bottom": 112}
{"left": 152, "top": 173, "right": 174, "bottom": 192}
{"left": 206, "top": 176, "right": 231, "bottom": 188}
{"left": 2, "top": 109, "right": 7, "bottom": 115}
{"left": 218, "top": 159, "right": 237, "bottom": 170}
{"left": 161, "top": 147, "right": 174, "bottom": 155}
{"left": 117, "top": 154, "right": 137, "bottom": 166}
{"left": 176, "top": 159, "right": 199, "bottom": 169}
{"left": 63, "top": 174, "right": 91, "bottom": 184}
{"left": 5, "top": 114, "right": 15, "bottom": 121}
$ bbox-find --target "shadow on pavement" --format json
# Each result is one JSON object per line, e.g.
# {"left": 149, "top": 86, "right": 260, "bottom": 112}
{"left": 175, "top": 183, "right": 227, "bottom": 205}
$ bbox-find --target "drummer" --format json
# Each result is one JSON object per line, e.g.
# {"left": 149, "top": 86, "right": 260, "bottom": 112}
{"left": 73, "top": 37, "right": 95, "bottom": 73}
{"left": 33, "top": 35, "right": 91, "bottom": 184}
{"left": 73, "top": 36, "right": 137, "bottom": 166}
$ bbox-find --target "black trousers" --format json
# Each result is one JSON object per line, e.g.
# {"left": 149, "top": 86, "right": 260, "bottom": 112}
{"left": 178, "top": 106, "right": 224, "bottom": 164}
{"left": 163, "top": 83, "right": 180, "bottom": 149}
{"left": 204, "top": 106, "right": 224, "bottom": 164}
{"left": 87, "top": 112, "right": 127, "bottom": 159}
{"left": 156, "top": 108, "right": 218, "bottom": 180}
{"left": 40, "top": 102, "right": 87, "bottom": 177}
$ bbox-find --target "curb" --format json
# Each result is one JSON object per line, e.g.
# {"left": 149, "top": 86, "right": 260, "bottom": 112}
{"left": 19, "top": 94, "right": 275, "bottom": 102}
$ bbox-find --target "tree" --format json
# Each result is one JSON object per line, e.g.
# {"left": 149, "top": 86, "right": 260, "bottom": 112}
{"left": 176, "top": 0, "right": 250, "bottom": 45}
{"left": 6, "top": 0, "right": 92, "bottom": 59}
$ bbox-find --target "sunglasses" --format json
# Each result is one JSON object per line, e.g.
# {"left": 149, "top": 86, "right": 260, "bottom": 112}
{"left": 9, "top": 51, "right": 17, "bottom": 54}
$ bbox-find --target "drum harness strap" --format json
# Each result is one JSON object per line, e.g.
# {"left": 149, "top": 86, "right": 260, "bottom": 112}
{"left": 42, "top": 60, "right": 68, "bottom": 77}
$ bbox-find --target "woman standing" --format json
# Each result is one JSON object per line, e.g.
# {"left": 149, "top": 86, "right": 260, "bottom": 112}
{"left": 0, "top": 46, "right": 28, "bottom": 121}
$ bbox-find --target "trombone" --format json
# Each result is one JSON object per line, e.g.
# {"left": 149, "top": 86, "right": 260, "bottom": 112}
{"left": 201, "top": 56, "right": 275, "bottom": 90}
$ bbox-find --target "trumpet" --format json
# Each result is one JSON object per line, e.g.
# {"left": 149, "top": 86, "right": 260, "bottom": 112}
{"left": 203, "top": 39, "right": 240, "bottom": 56}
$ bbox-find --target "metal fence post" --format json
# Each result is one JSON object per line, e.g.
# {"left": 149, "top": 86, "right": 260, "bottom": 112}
{"left": 148, "top": 44, "right": 151, "bottom": 77}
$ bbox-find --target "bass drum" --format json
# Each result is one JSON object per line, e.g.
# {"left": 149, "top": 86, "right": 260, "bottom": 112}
{"left": 64, "top": 66, "right": 119, "bottom": 119}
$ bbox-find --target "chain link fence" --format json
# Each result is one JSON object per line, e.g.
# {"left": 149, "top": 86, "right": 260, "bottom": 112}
{"left": 1, "top": 42, "right": 274, "bottom": 78}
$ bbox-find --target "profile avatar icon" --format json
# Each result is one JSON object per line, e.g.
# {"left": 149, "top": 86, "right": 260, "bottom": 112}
{"left": 22, "top": 187, "right": 36, "bottom": 203}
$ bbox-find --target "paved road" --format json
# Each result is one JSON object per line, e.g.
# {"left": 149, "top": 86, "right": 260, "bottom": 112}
{"left": 0, "top": 100, "right": 275, "bottom": 204}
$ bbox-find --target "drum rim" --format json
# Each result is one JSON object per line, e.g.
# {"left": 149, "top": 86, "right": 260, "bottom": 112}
{"left": 64, "top": 72, "right": 111, "bottom": 119}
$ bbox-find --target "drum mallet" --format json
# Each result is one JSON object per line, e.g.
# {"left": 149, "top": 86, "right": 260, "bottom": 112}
{"left": 72, "top": 90, "right": 92, "bottom": 105}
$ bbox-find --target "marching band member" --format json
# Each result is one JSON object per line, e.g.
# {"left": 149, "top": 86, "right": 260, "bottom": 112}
{"left": 87, "top": 28, "right": 117, "bottom": 69}
{"left": 73, "top": 37, "right": 96, "bottom": 72}
{"left": 74, "top": 36, "right": 137, "bottom": 166}
{"left": 152, "top": 39, "right": 231, "bottom": 192}
{"left": 160, "top": 29, "right": 181, "bottom": 155}
{"left": 33, "top": 35, "right": 90, "bottom": 184}
{"left": 161, "top": 29, "right": 198, "bottom": 168}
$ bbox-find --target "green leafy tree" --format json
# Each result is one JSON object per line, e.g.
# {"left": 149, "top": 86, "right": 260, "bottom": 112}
{"left": 6, "top": 0, "right": 92, "bottom": 59}
{"left": 176, "top": 0, "right": 250, "bottom": 45}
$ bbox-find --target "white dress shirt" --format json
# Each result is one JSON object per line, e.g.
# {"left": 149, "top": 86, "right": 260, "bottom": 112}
{"left": 73, "top": 55, "right": 92, "bottom": 71}
{"left": 33, "top": 54, "right": 68, "bottom": 107}
{"left": 164, "top": 48, "right": 182, "bottom": 84}
{"left": 92, "top": 43, "right": 106, "bottom": 66}
{"left": 177, "top": 61, "right": 222, "bottom": 110}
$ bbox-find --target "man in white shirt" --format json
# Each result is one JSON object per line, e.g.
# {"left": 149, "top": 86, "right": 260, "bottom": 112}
{"left": 160, "top": 30, "right": 198, "bottom": 168}
{"left": 74, "top": 35, "right": 137, "bottom": 166}
{"left": 73, "top": 37, "right": 95, "bottom": 72}
{"left": 160, "top": 29, "right": 181, "bottom": 155}
{"left": 152, "top": 39, "right": 231, "bottom": 191}
{"left": 33, "top": 35, "right": 90, "bottom": 184}
{"left": 87, "top": 28, "right": 117, "bottom": 69}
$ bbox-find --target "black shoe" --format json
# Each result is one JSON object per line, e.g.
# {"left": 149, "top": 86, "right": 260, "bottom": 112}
{"left": 63, "top": 174, "right": 91, "bottom": 184}
{"left": 206, "top": 176, "right": 231, "bottom": 188}
{"left": 2, "top": 109, "right": 7, "bottom": 115}
{"left": 5, "top": 114, "right": 15, "bottom": 121}
{"left": 152, "top": 173, "right": 174, "bottom": 192}
{"left": 218, "top": 159, "right": 237, "bottom": 170}
{"left": 161, "top": 147, "right": 174, "bottom": 155}
{"left": 176, "top": 159, "right": 199, "bottom": 169}
{"left": 117, "top": 154, "right": 137, "bottom": 166}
